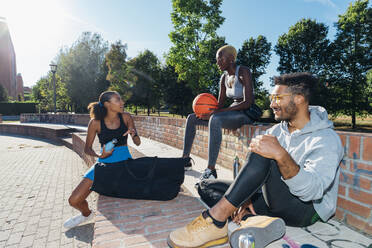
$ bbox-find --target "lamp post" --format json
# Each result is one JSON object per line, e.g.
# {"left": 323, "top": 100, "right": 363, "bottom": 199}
{"left": 49, "top": 64, "right": 57, "bottom": 113}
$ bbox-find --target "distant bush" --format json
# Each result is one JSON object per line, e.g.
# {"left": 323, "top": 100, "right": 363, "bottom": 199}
{"left": 0, "top": 102, "right": 37, "bottom": 115}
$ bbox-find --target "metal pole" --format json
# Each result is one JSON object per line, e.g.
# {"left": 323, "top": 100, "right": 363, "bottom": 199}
{"left": 53, "top": 72, "right": 56, "bottom": 113}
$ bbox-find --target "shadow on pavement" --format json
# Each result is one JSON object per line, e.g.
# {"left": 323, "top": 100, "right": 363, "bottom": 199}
{"left": 65, "top": 223, "right": 94, "bottom": 244}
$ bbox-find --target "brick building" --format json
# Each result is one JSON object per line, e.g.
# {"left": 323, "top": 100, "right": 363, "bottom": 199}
{"left": 0, "top": 17, "right": 17, "bottom": 99}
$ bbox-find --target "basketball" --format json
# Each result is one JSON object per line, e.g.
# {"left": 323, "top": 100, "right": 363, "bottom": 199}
{"left": 192, "top": 93, "right": 218, "bottom": 118}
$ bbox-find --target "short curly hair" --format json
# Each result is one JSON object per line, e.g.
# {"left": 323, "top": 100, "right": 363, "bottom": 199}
{"left": 217, "top": 45, "right": 237, "bottom": 61}
{"left": 273, "top": 72, "right": 317, "bottom": 103}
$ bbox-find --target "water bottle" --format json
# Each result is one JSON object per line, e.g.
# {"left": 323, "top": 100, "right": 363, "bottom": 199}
{"left": 238, "top": 233, "right": 255, "bottom": 248}
{"left": 233, "top": 156, "right": 240, "bottom": 179}
{"left": 104, "top": 138, "right": 117, "bottom": 152}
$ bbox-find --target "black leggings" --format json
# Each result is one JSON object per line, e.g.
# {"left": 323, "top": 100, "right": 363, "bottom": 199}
{"left": 198, "top": 153, "right": 320, "bottom": 227}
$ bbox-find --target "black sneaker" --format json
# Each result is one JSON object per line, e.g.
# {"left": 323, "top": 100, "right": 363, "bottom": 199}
{"left": 199, "top": 168, "right": 217, "bottom": 180}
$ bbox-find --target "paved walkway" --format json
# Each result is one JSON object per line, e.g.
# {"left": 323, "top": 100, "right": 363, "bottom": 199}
{"left": 0, "top": 134, "right": 96, "bottom": 248}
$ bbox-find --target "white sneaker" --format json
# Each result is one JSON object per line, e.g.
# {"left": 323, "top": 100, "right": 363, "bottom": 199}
{"left": 63, "top": 212, "right": 94, "bottom": 229}
{"left": 199, "top": 168, "right": 217, "bottom": 180}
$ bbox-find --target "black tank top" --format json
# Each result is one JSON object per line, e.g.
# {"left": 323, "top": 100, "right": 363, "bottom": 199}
{"left": 97, "top": 114, "right": 128, "bottom": 147}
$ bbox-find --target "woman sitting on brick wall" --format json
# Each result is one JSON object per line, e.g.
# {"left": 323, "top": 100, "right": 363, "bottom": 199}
{"left": 183, "top": 45, "right": 260, "bottom": 180}
{"left": 63, "top": 91, "right": 141, "bottom": 229}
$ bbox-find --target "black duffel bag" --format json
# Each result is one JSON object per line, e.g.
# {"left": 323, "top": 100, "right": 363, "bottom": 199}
{"left": 196, "top": 179, "right": 233, "bottom": 207}
{"left": 90, "top": 156, "right": 190, "bottom": 201}
{"left": 244, "top": 103, "right": 263, "bottom": 121}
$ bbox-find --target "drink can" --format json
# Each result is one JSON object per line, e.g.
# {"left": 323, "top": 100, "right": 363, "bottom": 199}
{"left": 238, "top": 233, "right": 255, "bottom": 248}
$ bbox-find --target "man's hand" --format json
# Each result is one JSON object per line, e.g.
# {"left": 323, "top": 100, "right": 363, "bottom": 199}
{"left": 250, "top": 134, "right": 300, "bottom": 179}
{"left": 231, "top": 200, "right": 256, "bottom": 224}
{"left": 248, "top": 134, "right": 286, "bottom": 160}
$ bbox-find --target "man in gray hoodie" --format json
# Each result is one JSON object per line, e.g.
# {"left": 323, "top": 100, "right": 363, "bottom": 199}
{"left": 168, "top": 72, "right": 344, "bottom": 248}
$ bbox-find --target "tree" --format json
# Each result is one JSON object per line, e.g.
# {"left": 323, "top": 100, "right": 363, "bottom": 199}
{"left": 0, "top": 84, "right": 8, "bottom": 102}
{"left": 367, "top": 69, "right": 372, "bottom": 109}
{"left": 167, "top": 0, "right": 226, "bottom": 95}
{"left": 56, "top": 32, "right": 109, "bottom": 112}
{"left": 160, "top": 64, "right": 194, "bottom": 117}
{"left": 31, "top": 76, "right": 51, "bottom": 112}
{"left": 126, "top": 50, "right": 161, "bottom": 116}
{"left": 330, "top": 0, "right": 372, "bottom": 128}
{"left": 105, "top": 41, "right": 132, "bottom": 101}
{"left": 237, "top": 35, "right": 271, "bottom": 109}
{"left": 274, "top": 18, "right": 332, "bottom": 107}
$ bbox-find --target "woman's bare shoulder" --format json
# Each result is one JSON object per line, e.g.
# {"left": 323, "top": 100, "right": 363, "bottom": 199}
{"left": 88, "top": 118, "right": 101, "bottom": 128}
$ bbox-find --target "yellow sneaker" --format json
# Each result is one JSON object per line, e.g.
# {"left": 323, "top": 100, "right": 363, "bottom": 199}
{"left": 167, "top": 213, "right": 228, "bottom": 248}
{"left": 229, "top": 215, "right": 286, "bottom": 248}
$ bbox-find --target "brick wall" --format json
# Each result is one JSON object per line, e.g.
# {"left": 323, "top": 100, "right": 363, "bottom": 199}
{"left": 20, "top": 114, "right": 372, "bottom": 235}
{"left": 0, "top": 123, "right": 74, "bottom": 142}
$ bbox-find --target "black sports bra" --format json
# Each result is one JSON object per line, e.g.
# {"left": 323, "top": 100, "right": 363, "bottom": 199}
{"left": 97, "top": 114, "right": 128, "bottom": 147}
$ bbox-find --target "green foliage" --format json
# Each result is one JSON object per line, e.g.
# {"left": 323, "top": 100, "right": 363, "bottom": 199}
{"left": 237, "top": 35, "right": 271, "bottom": 109}
{"left": 0, "top": 102, "right": 36, "bottom": 115}
{"left": 31, "top": 74, "right": 71, "bottom": 113}
{"left": 105, "top": 41, "right": 132, "bottom": 100}
{"left": 367, "top": 69, "right": 372, "bottom": 108}
{"left": 329, "top": 0, "right": 371, "bottom": 128}
{"left": 56, "top": 32, "right": 109, "bottom": 113}
{"left": 160, "top": 65, "right": 194, "bottom": 117}
{"left": 126, "top": 50, "right": 161, "bottom": 115}
{"left": 275, "top": 18, "right": 330, "bottom": 74}
{"left": 167, "top": 0, "right": 226, "bottom": 95}
{"left": 274, "top": 18, "right": 331, "bottom": 108}
{"left": 0, "top": 84, "right": 8, "bottom": 102}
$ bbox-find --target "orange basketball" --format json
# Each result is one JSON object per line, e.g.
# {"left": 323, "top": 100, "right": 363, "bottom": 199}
{"left": 192, "top": 93, "right": 218, "bottom": 118}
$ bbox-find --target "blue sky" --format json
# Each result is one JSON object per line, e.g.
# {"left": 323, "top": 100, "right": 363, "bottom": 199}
{"left": 0, "top": 0, "right": 354, "bottom": 89}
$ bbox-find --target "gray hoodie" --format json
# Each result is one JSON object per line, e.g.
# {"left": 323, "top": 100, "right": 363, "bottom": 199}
{"left": 267, "top": 106, "right": 344, "bottom": 221}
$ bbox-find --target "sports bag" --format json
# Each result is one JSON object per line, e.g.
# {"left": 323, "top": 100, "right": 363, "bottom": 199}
{"left": 90, "top": 157, "right": 189, "bottom": 201}
{"left": 244, "top": 103, "right": 263, "bottom": 121}
{"left": 196, "top": 179, "right": 232, "bottom": 207}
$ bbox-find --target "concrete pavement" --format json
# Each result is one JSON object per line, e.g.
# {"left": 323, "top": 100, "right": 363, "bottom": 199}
{"left": 0, "top": 134, "right": 96, "bottom": 248}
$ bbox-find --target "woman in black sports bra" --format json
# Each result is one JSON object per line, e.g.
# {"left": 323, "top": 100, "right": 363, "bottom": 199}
{"left": 63, "top": 91, "right": 141, "bottom": 229}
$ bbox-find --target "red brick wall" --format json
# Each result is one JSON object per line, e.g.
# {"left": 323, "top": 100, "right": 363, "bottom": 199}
{"left": 20, "top": 114, "right": 372, "bottom": 235}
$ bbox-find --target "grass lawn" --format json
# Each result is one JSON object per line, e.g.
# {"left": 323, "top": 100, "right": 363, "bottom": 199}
{"left": 330, "top": 115, "right": 372, "bottom": 133}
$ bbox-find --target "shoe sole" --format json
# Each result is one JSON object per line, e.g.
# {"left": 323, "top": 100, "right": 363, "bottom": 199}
{"left": 167, "top": 235, "right": 228, "bottom": 248}
{"left": 229, "top": 217, "right": 285, "bottom": 248}
{"left": 184, "top": 166, "right": 192, "bottom": 171}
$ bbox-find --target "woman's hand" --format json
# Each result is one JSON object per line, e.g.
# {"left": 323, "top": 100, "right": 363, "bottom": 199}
{"left": 123, "top": 128, "right": 136, "bottom": 137}
{"left": 99, "top": 145, "right": 114, "bottom": 159}
{"left": 231, "top": 200, "right": 256, "bottom": 224}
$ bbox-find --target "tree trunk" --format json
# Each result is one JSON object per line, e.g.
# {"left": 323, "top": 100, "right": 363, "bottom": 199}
{"left": 352, "top": 110, "right": 356, "bottom": 129}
